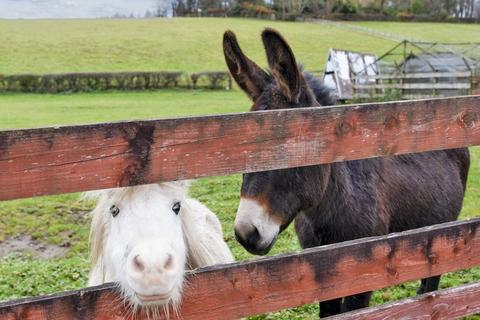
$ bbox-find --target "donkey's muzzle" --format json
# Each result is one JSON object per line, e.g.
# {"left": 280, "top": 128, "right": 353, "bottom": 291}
{"left": 235, "top": 222, "right": 272, "bottom": 255}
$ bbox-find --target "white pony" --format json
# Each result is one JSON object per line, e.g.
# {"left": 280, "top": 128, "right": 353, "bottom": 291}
{"left": 86, "top": 181, "right": 234, "bottom": 312}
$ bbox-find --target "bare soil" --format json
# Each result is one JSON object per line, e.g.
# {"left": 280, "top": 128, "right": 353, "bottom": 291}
{"left": 0, "top": 235, "right": 68, "bottom": 259}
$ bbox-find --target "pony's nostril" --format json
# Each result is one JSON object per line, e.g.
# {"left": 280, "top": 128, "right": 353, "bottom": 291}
{"left": 163, "top": 253, "right": 174, "bottom": 271}
{"left": 133, "top": 254, "right": 145, "bottom": 272}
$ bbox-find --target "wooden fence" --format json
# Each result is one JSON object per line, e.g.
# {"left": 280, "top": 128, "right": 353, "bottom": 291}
{"left": 0, "top": 95, "right": 480, "bottom": 319}
{"left": 353, "top": 71, "right": 474, "bottom": 100}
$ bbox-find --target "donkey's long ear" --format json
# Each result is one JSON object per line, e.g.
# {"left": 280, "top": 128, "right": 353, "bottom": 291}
{"left": 223, "top": 30, "right": 270, "bottom": 100}
{"left": 262, "top": 28, "right": 304, "bottom": 103}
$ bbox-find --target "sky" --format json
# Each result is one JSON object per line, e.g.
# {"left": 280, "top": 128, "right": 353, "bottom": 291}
{"left": 0, "top": 0, "right": 161, "bottom": 19}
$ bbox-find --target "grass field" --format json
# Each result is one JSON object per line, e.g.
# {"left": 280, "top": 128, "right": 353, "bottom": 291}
{"left": 1, "top": 19, "right": 479, "bottom": 76}
{"left": 1, "top": 18, "right": 480, "bottom": 319}
{"left": 0, "top": 18, "right": 397, "bottom": 74}
{"left": 0, "top": 90, "right": 249, "bottom": 130}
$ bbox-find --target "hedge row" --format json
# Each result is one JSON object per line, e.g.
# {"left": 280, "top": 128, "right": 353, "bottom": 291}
{"left": 0, "top": 71, "right": 232, "bottom": 93}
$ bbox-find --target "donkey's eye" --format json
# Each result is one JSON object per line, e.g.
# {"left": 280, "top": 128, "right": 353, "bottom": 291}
{"left": 110, "top": 205, "right": 120, "bottom": 218}
{"left": 172, "top": 202, "right": 181, "bottom": 215}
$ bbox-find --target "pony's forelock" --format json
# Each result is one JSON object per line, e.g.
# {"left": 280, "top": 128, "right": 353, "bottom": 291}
{"left": 83, "top": 180, "right": 190, "bottom": 203}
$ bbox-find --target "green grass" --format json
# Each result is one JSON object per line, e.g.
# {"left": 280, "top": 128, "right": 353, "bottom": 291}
{"left": 1, "top": 18, "right": 480, "bottom": 318}
{"left": 0, "top": 256, "right": 89, "bottom": 300}
{"left": 0, "top": 90, "right": 249, "bottom": 130}
{"left": 0, "top": 18, "right": 396, "bottom": 74}
{"left": 462, "top": 148, "right": 480, "bottom": 219}
{"left": 1, "top": 19, "right": 478, "bottom": 76}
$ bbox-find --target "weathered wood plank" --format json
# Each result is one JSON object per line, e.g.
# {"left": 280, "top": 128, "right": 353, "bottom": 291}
{"left": 1, "top": 95, "right": 479, "bottom": 201}
{"left": 331, "top": 281, "right": 480, "bottom": 320}
{"left": 353, "top": 83, "right": 470, "bottom": 90}
{"left": 354, "top": 93, "right": 444, "bottom": 100}
{"left": 353, "top": 71, "right": 471, "bottom": 80}
{"left": 1, "top": 218, "right": 479, "bottom": 320}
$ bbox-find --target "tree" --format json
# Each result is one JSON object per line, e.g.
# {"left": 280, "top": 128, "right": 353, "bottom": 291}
{"left": 411, "top": 0, "right": 426, "bottom": 14}
{"left": 156, "top": 0, "right": 171, "bottom": 16}
{"left": 144, "top": 10, "right": 153, "bottom": 18}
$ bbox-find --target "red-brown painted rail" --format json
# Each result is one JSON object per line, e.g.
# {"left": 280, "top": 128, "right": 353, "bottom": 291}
{"left": 1, "top": 95, "right": 479, "bottom": 201}
{"left": 1, "top": 218, "right": 479, "bottom": 320}
{"left": 331, "top": 281, "right": 480, "bottom": 320}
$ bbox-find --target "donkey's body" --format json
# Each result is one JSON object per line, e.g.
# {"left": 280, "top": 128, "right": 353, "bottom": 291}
{"left": 296, "top": 75, "right": 469, "bottom": 245}
{"left": 223, "top": 29, "right": 470, "bottom": 316}
{"left": 294, "top": 132, "right": 469, "bottom": 314}
{"left": 295, "top": 150, "right": 469, "bottom": 243}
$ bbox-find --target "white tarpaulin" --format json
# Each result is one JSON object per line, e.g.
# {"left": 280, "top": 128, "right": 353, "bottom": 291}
{"left": 322, "top": 49, "right": 378, "bottom": 100}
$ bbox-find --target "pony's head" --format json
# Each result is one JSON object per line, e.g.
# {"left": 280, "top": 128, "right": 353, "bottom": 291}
{"left": 223, "top": 29, "right": 333, "bottom": 255}
{"left": 87, "top": 182, "right": 189, "bottom": 309}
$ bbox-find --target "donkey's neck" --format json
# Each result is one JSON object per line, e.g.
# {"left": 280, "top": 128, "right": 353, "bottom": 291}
{"left": 304, "top": 160, "right": 386, "bottom": 241}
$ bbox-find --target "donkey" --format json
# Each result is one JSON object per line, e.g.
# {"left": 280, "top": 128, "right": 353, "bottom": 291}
{"left": 86, "top": 181, "right": 234, "bottom": 314}
{"left": 223, "top": 29, "right": 470, "bottom": 317}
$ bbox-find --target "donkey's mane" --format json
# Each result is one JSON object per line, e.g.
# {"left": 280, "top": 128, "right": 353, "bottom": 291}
{"left": 302, "top": 70, "right": 335, "bottom": 107}
{"left": 269, "top": 64, "right": 335, "bottom": 107}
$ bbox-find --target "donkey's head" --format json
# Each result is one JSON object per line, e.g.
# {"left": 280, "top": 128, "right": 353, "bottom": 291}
{"left": 223, "top": 28, "right": 320, "bottom": 112}
{"left": 224, "top": 29, "right": 332, "bottom": 255}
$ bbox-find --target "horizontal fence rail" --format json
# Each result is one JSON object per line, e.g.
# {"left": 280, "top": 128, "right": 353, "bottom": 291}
{"left": 1, "top": 218, "right": 479, "bottom": 319}
{"left": 1, "top": 95, "right": 479, "bottom": 201}
{"left": 353, "top": 83, "right": 471, "bottom": 90}
{"left": 332, "top": 282, "right": 480, "bottom": 320}
{"left": 354, "top": 93, "right": 462, "bottom": 100}
{"left": 353, "top": 71, "right": 472, "bottom": 80}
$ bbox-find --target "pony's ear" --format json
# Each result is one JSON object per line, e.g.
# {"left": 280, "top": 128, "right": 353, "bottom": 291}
{"left": 262, "top": 28, "right": 304, "bottom": 103}
{"left": 223, "top": 30, "right": 270, "bottom": 101}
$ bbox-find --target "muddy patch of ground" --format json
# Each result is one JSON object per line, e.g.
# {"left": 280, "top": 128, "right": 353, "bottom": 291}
{"left": 0, "top": 235, "right": 69, "bottom": 259}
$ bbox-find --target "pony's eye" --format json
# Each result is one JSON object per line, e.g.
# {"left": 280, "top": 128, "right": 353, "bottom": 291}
{"left": 172, "top": 202, "right": 181, "bottom": 215}
{"left": 110, "top": 205, "right": 120, "bottom": 218}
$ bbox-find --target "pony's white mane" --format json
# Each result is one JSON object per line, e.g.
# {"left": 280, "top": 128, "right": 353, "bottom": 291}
{"left": 86, "top": 181, "right": 233, "bottom": 286}
{"left": 181, "top": 198, "right": 233, "bottom": 269}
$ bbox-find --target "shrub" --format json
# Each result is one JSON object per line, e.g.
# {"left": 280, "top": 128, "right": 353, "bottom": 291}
{"left": 383, "top": 6, "right": 398, "bottom": 17}
{"left": 332, "top": 1, "right": 357, "bottom": 14}
{"left": 397, "top": 11, "right": 414, "bottom": 20}
{"left": 0, "top": 71, "right": 230, "bottom": 93}
{"left": 359, "top": 2, "right": 383, "bottom": 14}
{"left": 411, "top": 0, "right": 426, "bottom": 15}
{"left": 190, "top": 72, "right": 232, "bottom": 89}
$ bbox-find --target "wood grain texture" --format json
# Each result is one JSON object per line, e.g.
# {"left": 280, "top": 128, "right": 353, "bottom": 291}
{"left": 1, "top": 95, "right": 479, "bottom": 201}
{"left": 1, "top": 218, "right": 479, "bottom": 320}
{"left": 331, "top": 282, "right": 480, "bottom": 320}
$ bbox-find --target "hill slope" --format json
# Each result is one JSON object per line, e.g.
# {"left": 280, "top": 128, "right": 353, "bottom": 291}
{"left": 0, "top": 18, "right": 396, "bottom": 74}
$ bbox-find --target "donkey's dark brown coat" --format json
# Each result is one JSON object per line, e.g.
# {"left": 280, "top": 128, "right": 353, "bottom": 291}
{"left": 223, "top": 29, "right": 470, "bottom": 317}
